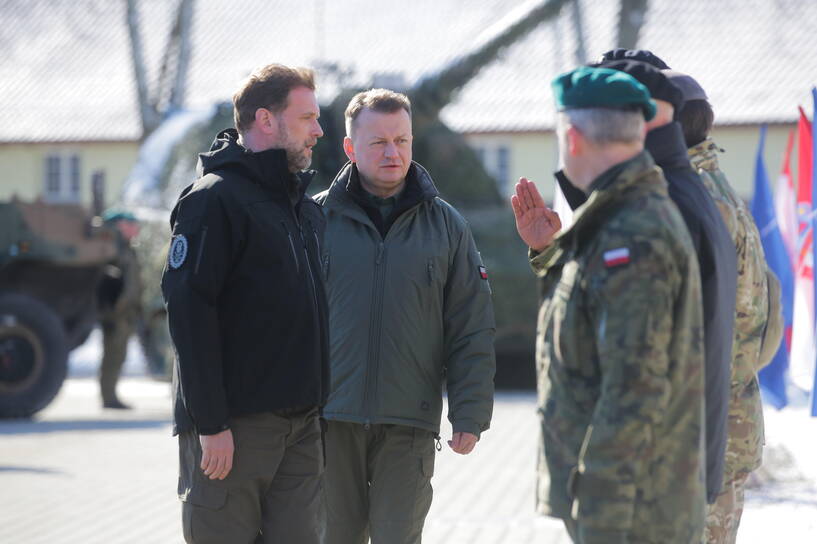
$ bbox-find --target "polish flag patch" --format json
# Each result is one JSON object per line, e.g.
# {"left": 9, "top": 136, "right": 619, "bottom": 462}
{"left": 603, "top": 248, "right": 630, "bottom": 268}
{"left": 478, "top": 265, "right": 489, "bottom": 280}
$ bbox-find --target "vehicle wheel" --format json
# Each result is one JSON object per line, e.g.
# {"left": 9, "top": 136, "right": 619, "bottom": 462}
{"left": 0, "top": 293, "right": 68, "bottom": 418}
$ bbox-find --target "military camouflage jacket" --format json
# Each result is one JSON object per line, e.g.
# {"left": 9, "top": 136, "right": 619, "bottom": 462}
{"left": 532, "top": 151, "right": 706, "bottom": 542}
{"left": 689, "top": 139, "right": 778, "bottom": 481}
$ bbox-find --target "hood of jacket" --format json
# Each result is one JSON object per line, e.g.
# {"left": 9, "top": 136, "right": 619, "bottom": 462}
{"left": 196, "top": 128, "right": 316, "bottom": 198}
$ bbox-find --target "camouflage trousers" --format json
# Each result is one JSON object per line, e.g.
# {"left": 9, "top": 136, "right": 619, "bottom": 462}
{"left": 704, "top": 472, "right": 749, "bottom": 544}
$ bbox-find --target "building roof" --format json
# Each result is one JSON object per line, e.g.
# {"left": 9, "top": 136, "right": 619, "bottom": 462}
{"left": 1, "top": 0, "right": 815, "bottom": 143}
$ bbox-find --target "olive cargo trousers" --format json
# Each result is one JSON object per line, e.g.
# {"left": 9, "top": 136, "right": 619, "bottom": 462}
{"left": 178, "top": 409, "right": 323, "bottom": 544}
{"left": 321, "top": 421, "right": 437, "bottom": 544}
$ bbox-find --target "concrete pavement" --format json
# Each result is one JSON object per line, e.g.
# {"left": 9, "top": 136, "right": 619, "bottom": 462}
{"left": 0, "top": 378, "right": 570, "bottom": 544}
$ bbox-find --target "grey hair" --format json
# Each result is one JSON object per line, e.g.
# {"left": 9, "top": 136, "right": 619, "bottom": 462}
{"left": 558, "top": 108, "right": 644, "bottom": 145}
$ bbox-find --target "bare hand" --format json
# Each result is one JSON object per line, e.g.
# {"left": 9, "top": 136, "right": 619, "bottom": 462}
{"left": 448, "top": 432, "right": 478, "bottom": 455}
{"left": 511, "top": 177, "right": 562, "bottom": 252}
{"left": 200, "top": 429, "right": 234, "bottom": 480}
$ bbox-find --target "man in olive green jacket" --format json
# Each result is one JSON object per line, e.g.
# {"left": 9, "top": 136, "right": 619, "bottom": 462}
{"left": 316, "top": 89, "right": 496, "bottom": 544}
{"left": 513, "top": 67, "right": 707, "bottom": 543}
{"left": 669, "top": 70, "right": 785, "bottom": 544}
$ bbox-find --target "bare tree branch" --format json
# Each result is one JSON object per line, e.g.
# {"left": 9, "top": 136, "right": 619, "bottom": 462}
{"left": 125, "top": 0, "right": 160, "bottom": 137}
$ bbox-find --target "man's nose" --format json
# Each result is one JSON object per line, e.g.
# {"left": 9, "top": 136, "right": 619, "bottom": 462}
{"left": 313, "top": 120, "right": 324, "bottom": 138}
{"left": 384, "top": 142, "right": 398, "bottom": 157}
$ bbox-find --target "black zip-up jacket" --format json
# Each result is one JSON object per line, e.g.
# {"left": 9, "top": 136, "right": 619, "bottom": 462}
{"left": 556, "top": 122, "right": 737, "bottom": 503}
{"left": 161, "top": 129, "right": 329, "bottom": 436}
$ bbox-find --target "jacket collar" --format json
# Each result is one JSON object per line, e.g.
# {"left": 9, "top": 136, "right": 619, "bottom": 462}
{"left": 198, "top": 128, "right": 316, "bottom": 200}
{"left": 645, "top": 121, "right": 693, "bottom": 172}
{"left": 324, "top": 161, "right": 439, "bottom": 213}
{"left": 540, "top": 151, "right": 662, "bottom": 270}
{"left": 687, "top": 138, "right": 723, "bottom": 172}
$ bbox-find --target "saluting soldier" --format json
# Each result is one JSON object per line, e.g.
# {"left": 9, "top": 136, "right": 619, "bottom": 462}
{"left": 512, "top": 67, "right": 707, "bottom": 543}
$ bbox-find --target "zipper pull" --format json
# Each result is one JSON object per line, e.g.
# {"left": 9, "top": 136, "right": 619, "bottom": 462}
{"left": 376, "top": 242, "right": 384, "bottom": 265}
{"left": 434, "top": 434, "right": 442, "bottom": 452}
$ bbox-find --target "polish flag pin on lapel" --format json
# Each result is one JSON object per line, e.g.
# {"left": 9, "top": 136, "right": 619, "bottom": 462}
{"left": 603, "top": 247, "right": 630, "bottom": 268}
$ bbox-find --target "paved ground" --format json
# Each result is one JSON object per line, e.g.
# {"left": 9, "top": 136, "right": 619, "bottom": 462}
{"left": 2, "top": 375, "right": 816, "bottom": 543}
{"left": 0, "top": 377, "right": 570, "bottom": 544}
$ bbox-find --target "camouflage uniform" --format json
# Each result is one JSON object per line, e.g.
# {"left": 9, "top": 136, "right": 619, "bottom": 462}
{"left": 532, "top": 151, "right": 707, "bottom": 543}
{"left": 689, "top": 139, "right": 780, "bottom": 544}
{"left": 98, "top": 235, "right": 142, "bottom": 406}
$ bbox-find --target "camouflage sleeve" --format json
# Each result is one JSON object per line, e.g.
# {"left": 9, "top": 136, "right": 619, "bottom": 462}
{"left": 571, "top": 235, "right": 680, "bottom": 532}
{"left": 529, "top": 244, "right": 561, "bottom": 276}
{"left": 444, "top": 218, "right": 496, "bottom": 438}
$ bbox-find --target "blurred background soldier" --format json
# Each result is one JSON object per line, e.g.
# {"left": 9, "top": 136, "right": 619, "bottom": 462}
{"left": 669, "top": 70, "right": 784, "bottom": 544}
{"left": 514, "top": 66, "right": 707, "bottom": 543}
{"left": 97, "top": 209, "right": 142, "bottom": 410}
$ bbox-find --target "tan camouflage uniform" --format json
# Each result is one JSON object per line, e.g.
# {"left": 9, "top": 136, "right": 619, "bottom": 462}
{"left": 532, "top": 151, "right": 707, "bottom": 544}
{"left": 689, "top": 139, "right": 781, "bottom": 544}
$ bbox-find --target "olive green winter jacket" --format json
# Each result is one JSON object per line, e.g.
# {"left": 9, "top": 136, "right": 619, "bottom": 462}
{"left": 315, "top": 161, "right": 496, "bottom": 437}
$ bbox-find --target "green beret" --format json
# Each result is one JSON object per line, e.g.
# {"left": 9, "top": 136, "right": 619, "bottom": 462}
{"left": 102, "top": 209, "right": 137, "bottom": 223}
{"left": 552, "top": 66, "right": 657, "bottom": 121}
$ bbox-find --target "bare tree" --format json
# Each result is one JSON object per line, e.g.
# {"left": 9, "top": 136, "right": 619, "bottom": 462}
{"left": 617, "top": 0, "right": 648, "bottom": 49}
{"left": 125, "top": 0, "right": 195, "bottom": 139}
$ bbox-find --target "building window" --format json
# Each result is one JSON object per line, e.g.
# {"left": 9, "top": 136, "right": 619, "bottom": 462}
{"left": 45, "top": 155, "right": 61, "bottom": 196}
{"left": 43, "top": 153, "right": 82, "bottom": 203}
{"left": 497, "top": 146, "right": 510, "bottom": 194}
{"left": 69, "top": 155, "right": 81, "bottom": 198}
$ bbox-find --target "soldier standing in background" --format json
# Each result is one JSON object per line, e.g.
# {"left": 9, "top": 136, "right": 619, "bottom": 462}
{"left": 513, "top": 67, "right": 707, "bottom": 543}
{"left": 97, "top": 210, "right": 142, "bottom": 410}
{"left": 669, "top": 70, "right": 784, "bottom": 544}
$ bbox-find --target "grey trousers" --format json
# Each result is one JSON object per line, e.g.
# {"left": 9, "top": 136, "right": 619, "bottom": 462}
{"left": 321, "top": 421, "right": 437, "bottom": 544}
{"left": 178, "top": 409, "right": 323, "bottom": 544}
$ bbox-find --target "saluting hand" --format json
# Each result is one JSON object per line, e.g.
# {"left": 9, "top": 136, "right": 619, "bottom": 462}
{"left": 511, "top": 177, "right": 562, "bottom": 252}
{"left": 200, "top": 429, "right": 234, "bottom": 480}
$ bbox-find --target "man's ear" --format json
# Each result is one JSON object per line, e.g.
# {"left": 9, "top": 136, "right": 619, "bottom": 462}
{"left": 566, "top": 125, "right": 583, "bottom": 156}
{"left": 343, "top": 137, "right": 356, "bottom": 162}
{"left": 254, "top": 108, "right": 276, "bottom": 136}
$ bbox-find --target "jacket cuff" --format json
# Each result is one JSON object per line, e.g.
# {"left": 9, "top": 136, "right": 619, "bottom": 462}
{"left": 529, "top": 245, "right": 559, "bottom": 276}
{"left": 452, "top": 419, "right": 484, "bottom": 438}
{"left": 196, "top": 422, "right": 230, "bottom": 436}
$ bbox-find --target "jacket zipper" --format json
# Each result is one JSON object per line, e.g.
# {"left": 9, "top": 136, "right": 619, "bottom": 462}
{"left": 363, "top": 240, "right": 386, "bottom": 427}
{"left": 299, "top": 225, "right": 320, "bottom": 313}
{"left": 282, "top": 221, "right": 300, "bottom": 272}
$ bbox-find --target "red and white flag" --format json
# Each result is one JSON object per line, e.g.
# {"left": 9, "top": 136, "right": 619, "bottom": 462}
{"left": 776, "top": 130, "right": 798, "bottom": 269}
{"left": 791, "top": 107, "right": 815, "bottom": 391}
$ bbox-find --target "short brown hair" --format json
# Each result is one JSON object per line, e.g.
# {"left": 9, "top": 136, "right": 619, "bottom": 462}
{"left": 344, "top": 89, "right": 412, "bottom": 136}
{"left": 232, "top": 64, "right": 315, "bottom": 133}
{"left": 677, "top": 99, "right": 714, "bottom": 148}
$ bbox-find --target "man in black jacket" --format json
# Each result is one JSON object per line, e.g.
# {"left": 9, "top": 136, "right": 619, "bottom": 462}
{"left": 161, "top": 63, "right": 328, "bottom": 543}
{"left": 556, "top": 58, "right": 738, "bottom": 506}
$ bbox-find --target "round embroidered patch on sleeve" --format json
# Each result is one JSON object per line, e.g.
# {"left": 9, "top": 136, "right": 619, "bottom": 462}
{"left": 168, "top": 234, "right": 189, "bottom": 269}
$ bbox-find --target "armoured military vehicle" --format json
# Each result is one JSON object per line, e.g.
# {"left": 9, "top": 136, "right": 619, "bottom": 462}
{"left": 0, "top": 199, "right": 117, "bottom": 417}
